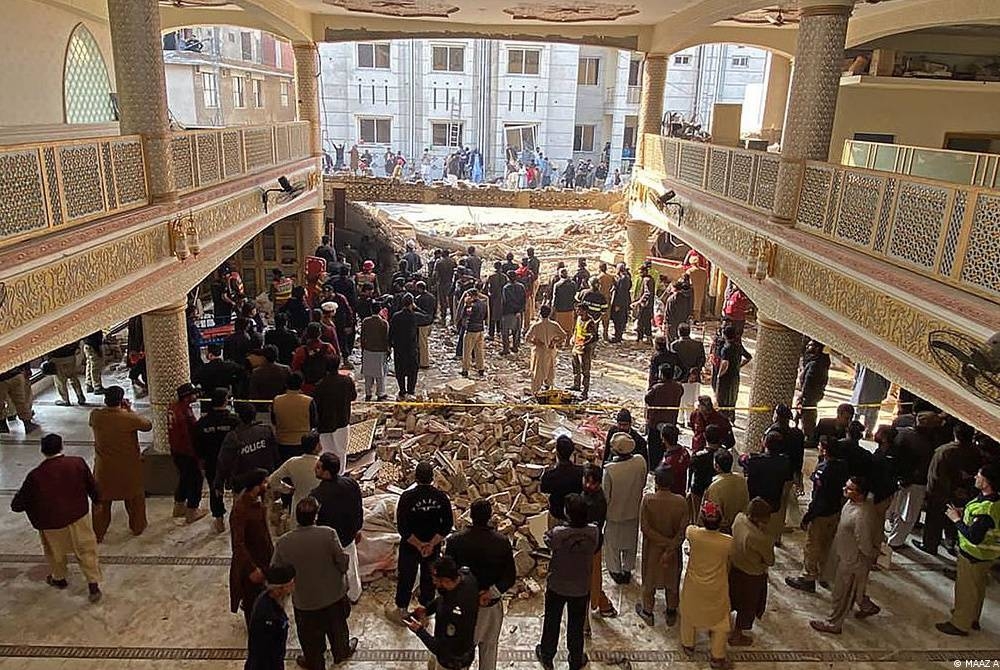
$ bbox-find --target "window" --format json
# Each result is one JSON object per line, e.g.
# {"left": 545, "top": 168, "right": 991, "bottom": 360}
{"left": 357, "top": 43, "right": 391, "bottom": 69}
{"left": 577, "top": 57, "right": 600, "bottom": 85}
{"left": 507, "top": 48, "right": 540, "bottom": 75}
{"left": 252, "top": 79, "right": 263, "bottom": 108}
{"left": 573, "top": 125, "right": 595, "bottom": 152}
{"left": 202, "top": 72, "right": 219, "bottom": 108}
{"left": 359, "top": 118, "right": 391, "bottom": 143}
{"left": 731, "top": 55, "right": 749, "bottom": 68}
{"left": 504, "top": 124, "right": 537, "bottom": 152}
{"left": 64, "top": 24, "right": 116, "bottom": 124}
{"left": 280, "top": 81, "right": 289, "bottom": 107}
{"left": 432, "top": 46, "right": 464, "bottom": 72}
{"left": 628, "top": 59, "right": 642, "bottom": 86}
{"left": 431, "top": 122, "right": 463, "bottom": 147}
{"left": 673, "top": 54, "right": 691, "bottom": 66}
{"left": 233, "top": 76, "right": 247, "bottom": 108}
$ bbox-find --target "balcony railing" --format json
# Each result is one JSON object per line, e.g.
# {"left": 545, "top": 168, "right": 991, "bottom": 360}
{"left": 1, "top": 121, "right": 313, "bottom": 249}
{"left": 642, "top": 134, "right": 781, "bottom": 215}
{"left": 0, "top": 135, "right": 148, "bottom": 246}
{"left": 642, "top": 134, "right": 1000, "bottom": 303}
{"left": 843, "top": 140, "right": 1000, "bottom": 189}
{"left": 171, "top": 121, "right": 311, "bottom": 194}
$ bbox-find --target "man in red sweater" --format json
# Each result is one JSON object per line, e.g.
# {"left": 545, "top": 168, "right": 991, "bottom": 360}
{"left": 11, "top": 433, "right": 103, "bottom": 602}
{"left": 168, "top": 383, "right": 208, "bottom": 524}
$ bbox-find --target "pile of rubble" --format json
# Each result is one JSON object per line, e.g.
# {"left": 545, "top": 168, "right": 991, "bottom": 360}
{"left": 355, "top": 403, "right": 603, "bottom": 598}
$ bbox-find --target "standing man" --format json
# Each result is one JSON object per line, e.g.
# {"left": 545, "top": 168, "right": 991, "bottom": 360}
{"left": 715, "top": 325, "right": 752, "bottom": 421}
{"left": 444, "top": 499, "right": 517, "bottom": 670}
{"left": 435, "top": 251, "right": 457, "bottom": 324}
{"left": 552, "top": 270, "right": 578, "bottom": 348}
{"left": 635, "top": 467, "right": 688, "bottom": 627}
{"left": 728, "top": 498, "right": 776, "bottom": 646}
{"left": 270, "top": 433, "right": 323, "bottom": 524}
{"left": 917, "top": 422, "right": 982, "bottom": 557}
{"left": 535, "top": 494, "right": 597, "bottom": 670}
{"left": 464, "top": 246, "right": 483, "bottom": 279}
{"left": 196, "top": 387, "right": 241, "bottom": 533}
{"left": 602, "top": 433, "right": 647, "bottom": 584}
{"left": 406, "top": 556, "right": 480, "bottom": 670}
{"left": 595, "top": 262, "right": 615, "bottom": 341}
{"left": 705, "top": 450, "right": 750, "bottom": 535}
{"left": 11, "top": 433, "right": 103, "bottom": 602}
{"left": 670, "top": 323, "right": 705, "bottom": 425}
{"left": 230, "top": 469, "right": 274, "bottom": 629}
{"left": 168, "top": 383, "right": 208, "bottom": 525}
{"left": 89, "top": 385, "right": 152, "bottom": 542}
{"left": 936, "top": 463, "right": 1000, "bottom": 637}
{"left": 541, "top": 436, "right": 584, "bottom": 529}
{"left": 49, "top": 340, "right": 87, "bottom": 407}
{"left": 609, "top": 264, "right": 631, "bottom": 343}
{"left": 809, "top": 476, "right": 882, "bottom": 633}
{"left": 524, "top": 305, "right": 566, "bottom": 393}
{"left": 485, "top": 262, "right": 506, "bottom": 341}
{"left": 392, "top": 462, "right": 454, "bottom": 624}
{"left": 0, "top": 365, "right": 40, "bottom": 434}
{"left": 82, "top": 331, "right": 105, "bottom": 396}
{"left": 270, "top": 373, "right": 317, "bottom": 463}
{"left": 271, "top": 497, "right": 358, "bottom": 668}
{"left": 459, "top": 288, "right": 487, "bottom": 378}
{"left": 581, "top": 465, "right": 618, "bottom": 622}
{"left": 248, "top": 346, "right": 290, "bottom": 404}
{"left": 414, "top": 282, "right": 438, "bottom": 369}
{"left": 310, "top": 453, "right": 364, "bottom": 604}
{"left": 313, "top": 356, "right": 356, "bottom": 464}
{"left": 500, "top": 271, "right": 527, "bottom": 355}
{"left": 740, "top": 433, "right": 793, "bottom": 543}
{"left": 570, "top": 304, "right": 598, "bottom": 400}
{"left": 679, "top": 501, "right": 733, "bottom": 668}
{"left": 645, "top": 364, "right": 684, "bottom": 471}
{"left": 885, "top": 412, "right": 939, "bottom": 548}
{"left": 359, "top": 301, "right": 391, "bottom": 401}
{"left": 215, "top": 403, "right": 280, "bottom": 496}
{"left": 245, "top": 565, "right": 296, "bottom": 670}
{"left": 389, "top": 294, "right": 421, "bottom": 399}
{"left": 797, "top": 340, "right": 831, "bottom": 439}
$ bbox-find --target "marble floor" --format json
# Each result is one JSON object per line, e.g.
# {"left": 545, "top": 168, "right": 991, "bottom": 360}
{"left": 2, "top": 329, "right": 998, "bottom": 668}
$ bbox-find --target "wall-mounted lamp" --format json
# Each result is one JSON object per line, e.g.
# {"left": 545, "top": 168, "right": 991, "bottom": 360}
{"left": 261, "top": 175, "right": 304, "bottom": 213}
{"left": 746, "top": 236, "right": 776, "bottom": 281}
{"left": 656, "top": 189, "right": 685, "bottom": 221}
{"left": 168, "top": 211, "right": 199, "bottom": 261}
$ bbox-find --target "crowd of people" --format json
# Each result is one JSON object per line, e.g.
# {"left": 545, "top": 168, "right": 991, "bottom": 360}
{"left": 7, "top": 238, "right": 1000, "bottom": 670}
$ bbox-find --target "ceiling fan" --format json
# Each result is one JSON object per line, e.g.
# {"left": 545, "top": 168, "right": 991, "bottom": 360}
{"left": 928, "top": 330, "right": 1000, "bottom": 407}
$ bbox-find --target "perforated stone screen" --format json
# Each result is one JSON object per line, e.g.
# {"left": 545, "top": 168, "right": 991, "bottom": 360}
{"left": 64, "top": 25, "right": 116, "bottom": 124}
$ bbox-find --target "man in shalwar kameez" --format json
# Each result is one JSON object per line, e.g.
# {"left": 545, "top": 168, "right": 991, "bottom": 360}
{"left": 524, "top": 305, "right": 566, "bottom": 393}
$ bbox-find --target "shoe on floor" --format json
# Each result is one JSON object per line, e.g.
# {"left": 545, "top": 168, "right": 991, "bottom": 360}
{"left": 46, "top": 576, "right": 68, "bottom": 589}
{"left": 709, "top": 657, "right": 732, "bottom": 669}
{"left": 973, "top": 621, "right": 981, "bottom": 631}
{"left": 935, "top": 621, "right": 969, "bottom": 636}
{"left": 634, "top": 603, "right": 653, "bottom": 626}
{"left": 212, "top": 517, "right": 226, "bottom": 534}
{"left": 534, "top": 644, "right": 554, "bottom": 670}
{"left": 729, "top": 631, "right": 754, "bottom": 646}
{"left": 77, "top": 398, "right": 88, "bottom": 406}
{"left": 93, "top": 387, "right": 106, "bottom": 395}
{"left": 333, "top": 637, "right": 358, "bottom": 664}
{"left": 855, "top": 601, "right": 881, "bottom": 619}
{"left": 598, "top": 605, "right": 618, "bottom": 618}
{"left": 664, "top": 608, "right": 678, "bottom": 627}
{"left": 87, "top": 583, "right": 102, "bottom": 603}
{"left": 172, "top": 502, "right": 187, "bottom": 518}
{"left": 185, "top": 508, "right": 208, "bottom": 524}
{"left": 0, "top": 420, "right": 9, "bottom": 433}
{"left": 571, "top": 653, "right": 589, "bottom": 670}
{"left": 809, "top": 620, "right": 842, "bottom": 634}
{"left": 23, "top": 420, "right": 41, "bottom": 433}
{"left": 785, "top": 576, "right": 816, "bottom": 592}
{"left": 911, "top": 539, "right": 938, "bottom": 556}
{"left": 54, "top": 399, "right": 71, "bottom": 407}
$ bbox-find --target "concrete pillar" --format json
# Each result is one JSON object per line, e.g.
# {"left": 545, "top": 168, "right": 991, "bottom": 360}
{"left": 624, "top": 219, "right": 652, "bottom": 282}
{"left": 106, "top": 0, "right": 176, "bottom": 204}
{"left": 141, "top": 301, "right": 190, "bottom": 454}
{"left": 761, "top": 54, "right": 792, "bottom": 145}
{"left": 744, "top": 315, "right": 803, "bottom": 453}
{"left": 293, "top": 43, "right": 323, "bottom": 158}
{"left": 300, "top": 208, "right": 327, "bottom": 273}
{"left": 636, "top": 54, "right": 668, "bottom": 167}
{"left": 770, "top": 0, "right": 853, "bottom": 225}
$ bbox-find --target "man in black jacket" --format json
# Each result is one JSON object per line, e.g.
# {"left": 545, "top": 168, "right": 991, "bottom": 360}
{"left": 786, "top": 437, "right": 849, "bottom": 592}
{"left": 797, "top": 340, "right": 831, "bottom": 439}
{"left": 194, "top": 344, "right": 245, "bottom": 406}
{"left": 445, "top": 499, "right": 516, "bottom": 670}
{"left": 602, "top": 409, "right": 648, "bottom": 465}
{"left": 541, "top": 436, "right": 585, "bottom": 527}
{"left": 500, "top": 271, "right": 526, "bottom": 355}
{"left": 248, "top": 345, "right": 290, "bottom": 403}
{"left": 311, "top": 453, "right": 364, "bottom": 604}
{"left": 407, "top": 556, "right": 480, "bottom": 670}
{"left": 195, "top": 387, "right": 241, "bottom": 533}
{"left": 740, "top": 432, "right": 793, "bottom": 544}
{"left": 312, "top": 356, "right": 357, "bottom": 465}
{"left": 389, "top": 293, "right": 421, "bottom": 398}
{"left": 215, "top": 403, "right": 280, "bottom": 495}
{"left": 264, "top": 314, "right": 300, "bottom": 366}
{"left": 765, "top": 404, "right": 806, "bottom": 495}
{"left": 393, "top": 462, "right": 454, "bottom": 623}
{"left": 245, "top": 565, "right": 295, "bottom": 670}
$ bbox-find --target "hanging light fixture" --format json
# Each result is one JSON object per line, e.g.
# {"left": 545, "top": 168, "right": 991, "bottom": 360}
{"left": 168, "top": 216, "right": 189, "bottom": 261}
{"left": 185, "top": 211, "right": 200, "bottom": 257}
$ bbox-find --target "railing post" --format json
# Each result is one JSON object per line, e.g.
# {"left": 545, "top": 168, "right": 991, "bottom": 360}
{"left": 770, "top": 0, "right": 853, "bottom": 226}
{"left": 106, "top": 0, "right": 177, "bottom": 205}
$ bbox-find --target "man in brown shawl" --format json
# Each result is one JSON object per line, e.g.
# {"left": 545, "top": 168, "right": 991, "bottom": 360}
{"left": 728, "top": 498, "right": 775, "bottom": 646}
{"left": 635, "top": 466, "right": 689, "bottom": 627}
{"left": 229, "top": 468, "right": 274, "bottom": 629}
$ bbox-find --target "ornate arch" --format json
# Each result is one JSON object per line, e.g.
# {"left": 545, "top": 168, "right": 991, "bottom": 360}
{"left": 63, "top": 24, "right": 116, "bottom": 124}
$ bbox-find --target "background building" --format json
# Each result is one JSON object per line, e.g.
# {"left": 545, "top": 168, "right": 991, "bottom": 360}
{"left": 318, "top": 39, "right": 770, "bottom": 180}
{"left": 162, "top": 27, "right": 296, "bottom": 127}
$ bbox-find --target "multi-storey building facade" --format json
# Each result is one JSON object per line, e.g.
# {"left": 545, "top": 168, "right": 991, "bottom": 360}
{"left": 162, "top": 27, "right": 296, "bottom": 127}
{"left": 318, "top": 40, "right": 770, "bottom": 180}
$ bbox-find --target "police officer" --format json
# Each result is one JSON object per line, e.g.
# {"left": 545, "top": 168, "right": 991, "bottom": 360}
{"left": 936, "top": 462, "right": 1000, "bottom": 636}
{"left": 245, "top": 565, "right": 296, "bottom": 670}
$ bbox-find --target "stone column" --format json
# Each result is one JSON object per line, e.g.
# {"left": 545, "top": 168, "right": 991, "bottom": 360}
{"left": 770, "top": 0, "right": 853, "bottom": 224}
{"left": 293, "top": 43, "right": 323, "bottom": 158}
{"left": 624, "top": 219, "right": 652, "bottom": 283}
{"left": 761, "top": 54, "right": 792, "bottom": 145}
{"left": 300, "top": 208, "right": 327, "bottom": 273}
{"left": 744, "top": 315, "right": 803, "bottom": 453}
{"left": 106, "top": 0, "right": 176, "bottom": 204}
{"left": 635, "top": 53, "right": 668, "bottom": 167}
{"left": 141, "top": 301, "right": 190, "bottom": 453}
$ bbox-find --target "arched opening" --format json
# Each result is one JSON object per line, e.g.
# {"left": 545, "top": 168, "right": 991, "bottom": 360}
{"left": 63, "top": 23, "right": 116, "bottom": 124}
